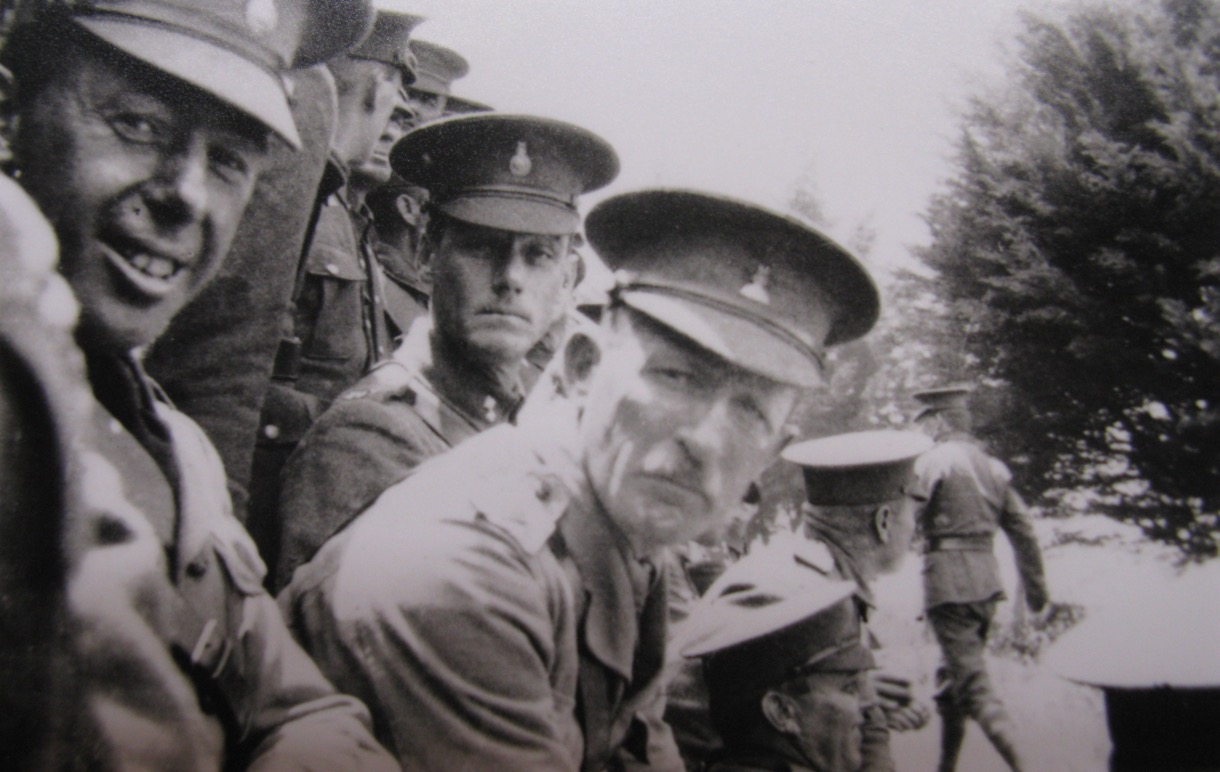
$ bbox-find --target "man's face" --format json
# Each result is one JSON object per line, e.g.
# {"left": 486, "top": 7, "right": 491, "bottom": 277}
{"left": 784, "top": 671, "right": 864, "bottom": 772}
{"left": 405, "top": 87, "right": 446, "bottom": 125}
{"left": 579, "top": 311, "right": 800, "bottom": 555}
{"left": 353, "top": 103, "right": 415, "bottom": 188}
{"left": 427, "top": 218, "right": 573, "bottom": 366}
{"left": 340, "top": 59, "right": 403, "bottom": 168}
{"left": 15, "top": 50, "right": 268, "bottom": 353}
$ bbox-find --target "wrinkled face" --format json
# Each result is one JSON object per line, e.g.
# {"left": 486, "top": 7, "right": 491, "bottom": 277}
{"left": 427, "top": 217, "right": 573, "bottom": 366}
{"left": 15, "top": 49, "right": 269, "bottom": 353}
{"left": 405, "top": 87, "right": 446, "bottom": 125}
{"left": 579, "top": 310, "right": 800, "bottom": 555}
{"left": 784, "top": 671, "right": 864, "bottom": 772}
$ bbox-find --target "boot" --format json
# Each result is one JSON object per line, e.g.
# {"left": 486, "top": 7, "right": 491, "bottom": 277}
{"left": 936, "top": 713, "right": 966, "bottom": 772}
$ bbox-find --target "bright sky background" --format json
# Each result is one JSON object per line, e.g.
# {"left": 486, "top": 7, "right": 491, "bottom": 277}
{"left": 379, "top": 0, "right": 1060, "bottom": 281}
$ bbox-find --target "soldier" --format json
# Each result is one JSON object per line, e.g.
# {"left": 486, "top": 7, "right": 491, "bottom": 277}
{"left": 785, "top": 431, "right": 937, "bottom": 748}
{"left": 676, "top": 543, "right": 877, "bottom": 772}
{"left": 406, "top": 38, "right": 470, "bottom": 126}
{"left": 367, "top": 39, "right": 474, "bottom": 336}
{"left": 0, "top": 0, "right": 395, "bottom": 767}
{"left": 911, "top": 385, "right": 1051, "bottom": 772}
{"left": 280, "top": 188, "right": 881, "bottom": 768}
{"left": 272, "top": 113, "right": 615, "bottom": 589}
{"left": 248, "top": 9, "right": 419, "bottom": 568}
{"left": 667, "top": 430, "right": 933, "bottom": 771}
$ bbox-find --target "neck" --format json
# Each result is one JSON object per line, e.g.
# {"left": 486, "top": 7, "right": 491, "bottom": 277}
{"left": 428, "top": 328, "right": 521, "bottom": 413}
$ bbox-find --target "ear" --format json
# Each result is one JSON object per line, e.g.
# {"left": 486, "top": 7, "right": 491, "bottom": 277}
{"left": 560, "top": 330, "right": 600, "bottom": 401}
{"left": 872, "top": 504, "right": 893, "bottom": 543}
{"left": 760, "top": 690, "right": 802, "bottom": 735}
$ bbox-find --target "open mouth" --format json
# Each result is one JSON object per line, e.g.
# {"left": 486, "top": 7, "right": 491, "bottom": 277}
{"left": 99, "top": 232, "right": 188, "bottom": 299}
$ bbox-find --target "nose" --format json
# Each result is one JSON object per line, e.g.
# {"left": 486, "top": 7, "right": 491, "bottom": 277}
{"left": 491, "top": 236, "right": 531, "bottom": 295}
{"left": 144, "top": 133, "right": 209, "bottom": 227}
{"left": 672, "top": 391, "right": 733, "bottom": 472}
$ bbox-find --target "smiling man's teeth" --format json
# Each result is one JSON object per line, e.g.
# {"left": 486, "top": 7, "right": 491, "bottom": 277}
{"left": 125, "top": 250, "right": 177, "bottom": 280}
{"left": 145, "top": 255, "right": 177, "bottom": 279}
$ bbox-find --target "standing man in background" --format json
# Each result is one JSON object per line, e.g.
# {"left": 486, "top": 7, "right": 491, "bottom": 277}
{"left": 912, "top": 385, "right": 1051, "bottom": 772}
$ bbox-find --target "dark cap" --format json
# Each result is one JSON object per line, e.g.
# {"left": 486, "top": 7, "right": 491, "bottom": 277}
{"left": 911, "top": 384, "right": 974, "bottom": 420}
{"left": 678, "top": 543, "right": 873, "bottom": 696}
{"left": 349, "top": 10, "right": 422, "bottom": 83}
{"left": 783, "top": 429, "right": 932, "bottom": 507}
{"left": 443, "top": 94, "right": 494, "bottom": 116}
{"left": 391, "top": 113, "right": 619, "bottom": 236}
{"left": 408, "top": 38, "right": 469, "bottom": 96}
{"left": 585, "top": 190, "right": 880, "bottom": 388}
{"left": 45, "top": 0, "right": 375, "bottom": 149}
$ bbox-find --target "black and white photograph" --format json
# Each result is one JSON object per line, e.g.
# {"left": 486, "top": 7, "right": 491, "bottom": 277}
{"left": 0, "top": 0, "right": 1217, "bottom": 769}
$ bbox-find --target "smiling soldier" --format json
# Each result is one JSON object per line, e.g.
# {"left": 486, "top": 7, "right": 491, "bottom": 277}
{"left": 272, "top": 113, "right": 617, "bottom": 588}
{"left": 0, "top": 0, "right": 395, "bottom": 767}
{"left": 280, "top": 188, "right": 880, "bottom": 769}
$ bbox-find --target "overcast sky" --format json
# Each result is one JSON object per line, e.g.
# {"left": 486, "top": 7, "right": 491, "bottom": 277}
{"left": 380, "top": 0, "right": 1059, "bottom": 280}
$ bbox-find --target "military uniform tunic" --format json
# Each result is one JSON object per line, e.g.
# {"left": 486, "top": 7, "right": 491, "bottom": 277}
{"left": 0, "top": 176, "right": 393, "bottom": 769}
{"left": 281, "top": 422, "right": 684, "bottom": 770}
{"left": 272, "top": 317, "right": 520, "bottom": 589}
{"left": 914, "top": 431, "right": 1048, "bottom": 726}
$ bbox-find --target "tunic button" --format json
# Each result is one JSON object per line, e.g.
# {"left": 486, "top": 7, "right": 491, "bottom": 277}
{"left": 325, "top": 263, "right": 340, "bottom": 275}
{"left": 536, "top": 479, "right": 552, "bottom": 502}
{"left": 108, "top": 418, "right": 122, "bottom": 434}
{"left": 263, "top": 424, "right": 280, "bottom": 439}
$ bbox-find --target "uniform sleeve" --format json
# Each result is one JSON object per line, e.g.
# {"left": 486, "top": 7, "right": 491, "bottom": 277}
{"left": 231, "top": 593, "right": 400, "bottom": 772}
{"left": 998, "top": 486, "right": 1049, "bottom": 612}
{"left": 274, "top": 395, "right": 446, "bottom": 590}
{"left": 283, "top": 515, "right": 582, "bottom": 771}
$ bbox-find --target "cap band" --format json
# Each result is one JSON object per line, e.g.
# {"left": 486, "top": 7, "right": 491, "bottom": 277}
{"left": 441, "top": 184, "right": 578, "bottom": 213}
{"left": 612, "top": 276, "right": 826, "bottom": 372}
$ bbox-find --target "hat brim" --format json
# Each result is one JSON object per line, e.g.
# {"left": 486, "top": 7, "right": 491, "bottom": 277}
{"left": 436, "top": 195, "right": 580, "bottom": 236}
{"left": 76, "top": 17, "right": 300, "bottom": 149}
{"left": 677, "top": 576, "right": 856, "bottom": 658}
{"left": 620, "top": 289, "right": 823, "bottom": 388}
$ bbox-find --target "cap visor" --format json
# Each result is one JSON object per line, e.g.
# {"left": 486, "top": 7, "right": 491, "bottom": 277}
{"left": 621, "top": 290, "right": 822, "bottom": 388}
{"left": 78, "top": 17, "right": 300, "bottom": 149}
{"left": 438, "top": 196, "right": 579, "bottom": 236}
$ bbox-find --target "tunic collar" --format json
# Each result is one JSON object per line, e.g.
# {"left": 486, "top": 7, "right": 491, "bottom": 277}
{"left": 551, "top": 451, "right": 662, "bottom": 682}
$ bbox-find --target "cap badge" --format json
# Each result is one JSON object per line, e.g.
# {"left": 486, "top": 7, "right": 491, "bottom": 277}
{"left": 245, "top": 0, "right": 278, "bottom": 36}
{"left": 739, "top": 265, "right": 771, "bottom": 305}
{"left": 510, "top": 141, "right": 532, "bottom": 177}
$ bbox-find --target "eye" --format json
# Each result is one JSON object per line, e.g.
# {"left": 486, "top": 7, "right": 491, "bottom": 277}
{"left": 731, "top": 394, "right": 773, "bottom": 434}
{"left": 109, "top": 112, "right": 163, "bottom": 144}
{"left": 208, "top": 143, "right": 253, "bottom": 180}
{"left": 649, "top": 366, "right": 699, "bottom": 390}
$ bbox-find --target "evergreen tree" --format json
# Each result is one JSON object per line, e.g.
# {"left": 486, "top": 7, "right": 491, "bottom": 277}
{"left": 913, "top": 0, "right": 1220, "bottom": 555}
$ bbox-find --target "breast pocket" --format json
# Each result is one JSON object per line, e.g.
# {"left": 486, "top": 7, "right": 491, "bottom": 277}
{"left": 299, "top": 267, "right": 367, "bottom": 362}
